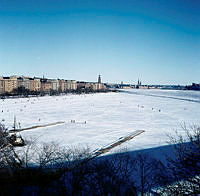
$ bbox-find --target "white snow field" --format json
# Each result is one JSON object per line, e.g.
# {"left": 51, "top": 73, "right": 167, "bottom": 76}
{"left": 0, "top": 89, "right": 200, "bottom": 154}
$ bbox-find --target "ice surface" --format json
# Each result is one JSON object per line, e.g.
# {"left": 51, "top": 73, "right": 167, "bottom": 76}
{"left": 0, "top": 89, "right": 200, "bottom": 155}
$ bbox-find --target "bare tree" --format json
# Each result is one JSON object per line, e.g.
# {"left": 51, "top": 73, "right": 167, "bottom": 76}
{"left": 132, "top": 152, "right": 167, "bottom": 196}
{"left": 158, "top": 125, "right": 200, "bottom": 195}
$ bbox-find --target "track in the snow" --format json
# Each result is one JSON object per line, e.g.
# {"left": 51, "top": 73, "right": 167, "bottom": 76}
{"left": 9, "top": 121, "right": 65, "bottom": 133}
{"left": 92, "top": 130, "right": 145, "bottom": 158}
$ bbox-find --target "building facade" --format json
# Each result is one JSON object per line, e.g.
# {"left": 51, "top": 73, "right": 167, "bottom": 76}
{"left": 51, "top": 79, "right": 60, "bottom": 91}
{"left": 17, "top": 77, "right": 31, "bottom": 90}
{"left": 0, "top": 78, "right": 4, "bottom": 94}
{"left": 65, "top": 80, "right": 77, "bottom": 90}
{"left": 58, "top": 79, "right": 66, "bottom": 92}
{"left": 40, "top": 79, "right": 52, "bottom": 92}
{"left": 0, "top": 74, "right": 101, "bottom": 94}
{"left": 30, "top": 78, "right": 41, "bottom": 91}
{"left": 3, "top": 77, "right": 18, "bottom": 93}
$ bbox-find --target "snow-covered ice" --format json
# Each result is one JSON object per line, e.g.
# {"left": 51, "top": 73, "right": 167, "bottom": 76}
{"left": 0, "top": 89, "right": 200, "bottom": 154}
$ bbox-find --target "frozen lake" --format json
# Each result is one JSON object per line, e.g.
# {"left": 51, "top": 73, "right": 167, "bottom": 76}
{"left": 0, "top": 89, "right": 200, "bottom": 154}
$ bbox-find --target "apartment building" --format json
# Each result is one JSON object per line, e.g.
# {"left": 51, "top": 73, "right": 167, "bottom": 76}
{"left": 29, "top": 78, "right": 41, "bottom": 91}
{"left": 65, "top": 80, "right": 77, "bottom": 90}
{"left": 77, "top": 81, "right": 87, "bottom": 89}
{"left": 89, "top": 83, "right": 106, "bottom": 91}
{"left": 58, "top": 79, "right": 65, "bottom": 92}
{"left": 0, "top": 78, "right": 4, "bottom": 94}
{"left": 77, "top": 82, "right": 105, "bottom": 91}
{"left": 17, "top": 77, "right": 31, "bottom": 90}
{"left": 51, "top": 79, "right": 60, "bottom": 91}
{"left": 41, "top": 79, "right": 52, "bottom": 92}
{"left": 3, "top": 77, "right": 18, "bottom": 93}
{"left": 0, "top": 74, "right": 101, "bottom": 94}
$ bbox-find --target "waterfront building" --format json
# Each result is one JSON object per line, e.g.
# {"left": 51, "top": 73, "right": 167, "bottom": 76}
{"left": 77, "top": 81, "right": 87, "bottom": 89}
{"left": 65, "top": 80, "right": 77, "bottom": 90}
{"left": 51, "top": 79, "right": 60, "bottom": 91}
{"left": 58, "top": 79, "right": 66, "bottom": 92}
{"left": 17, "top": 76, "right": 31, "bottom": 90}
{"left": 40, "top": 79, "right": 52, "bottom": 92}
{"left": 0, "top": 74, "right": 105, "bottom": 94}
{"left": 30, "top": 78, "right": 41, "bottom": 92}
{"left": 3, "top": 77, "right": 18, "bottom": 93}
{"left": 97, "top": 74, "right": 106, "bottom": 90}
{"left": 0, "top": 78, "right": 4, "bottom": 94}
{"left": 84, "top": 83, "right": 106, "bottom": 91}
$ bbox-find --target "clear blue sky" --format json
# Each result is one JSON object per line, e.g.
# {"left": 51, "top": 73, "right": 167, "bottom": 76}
{"left": 0, "top": 0, "right": 199, "bottom": 85}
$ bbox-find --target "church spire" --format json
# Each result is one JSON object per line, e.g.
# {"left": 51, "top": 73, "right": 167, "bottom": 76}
{"left": 98, "top": 74, "right": 101, "bottom": 83}
{"left": 137, "top": 78, "right": 140, "bottom": 86}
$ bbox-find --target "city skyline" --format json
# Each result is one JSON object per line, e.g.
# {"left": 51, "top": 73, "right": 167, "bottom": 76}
{"left": 0, "top": 0, "right": 199, "bottom": 85}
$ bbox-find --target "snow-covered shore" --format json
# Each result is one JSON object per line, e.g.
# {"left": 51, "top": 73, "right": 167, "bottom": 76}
{"left": 0, "top": 89, "right": 200, "bottom": 154}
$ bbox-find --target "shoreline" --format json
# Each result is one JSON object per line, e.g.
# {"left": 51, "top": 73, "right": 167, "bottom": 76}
{"left": 0, "top": 89, "right": 119, "bottom": 100}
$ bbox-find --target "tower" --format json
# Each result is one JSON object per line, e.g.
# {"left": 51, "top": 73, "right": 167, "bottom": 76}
{"left": 98, "top": 75, "right": 101, "bottom": 83}
{"left": 137, "top": 79, "right": 140, "bottom": 86}
{"left": 137, "top": 79, "right": 141, "bottom": 86}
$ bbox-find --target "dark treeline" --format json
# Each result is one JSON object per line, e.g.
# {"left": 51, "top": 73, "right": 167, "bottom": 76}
{"left": 0, "top": 86, "right": 115, "bottom": 99}
{"left": 0, "top": 124, "right": 200, "bottom": 195}
{"left": 185, "top": 83, "right": 200, "bottom": 91}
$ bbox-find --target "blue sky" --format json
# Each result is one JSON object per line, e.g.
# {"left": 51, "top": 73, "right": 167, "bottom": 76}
{"left": 0, "top": 0, "right": 199, "bottom": 85}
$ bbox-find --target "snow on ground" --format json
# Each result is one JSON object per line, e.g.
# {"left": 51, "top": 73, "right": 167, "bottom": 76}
{"left": 0, "top": 89, "right": 200, "bottom": 154}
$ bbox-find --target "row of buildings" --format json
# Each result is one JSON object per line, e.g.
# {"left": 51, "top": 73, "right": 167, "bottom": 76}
{"left": 0, "top": 75, "right": 106, "bottom": 94}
